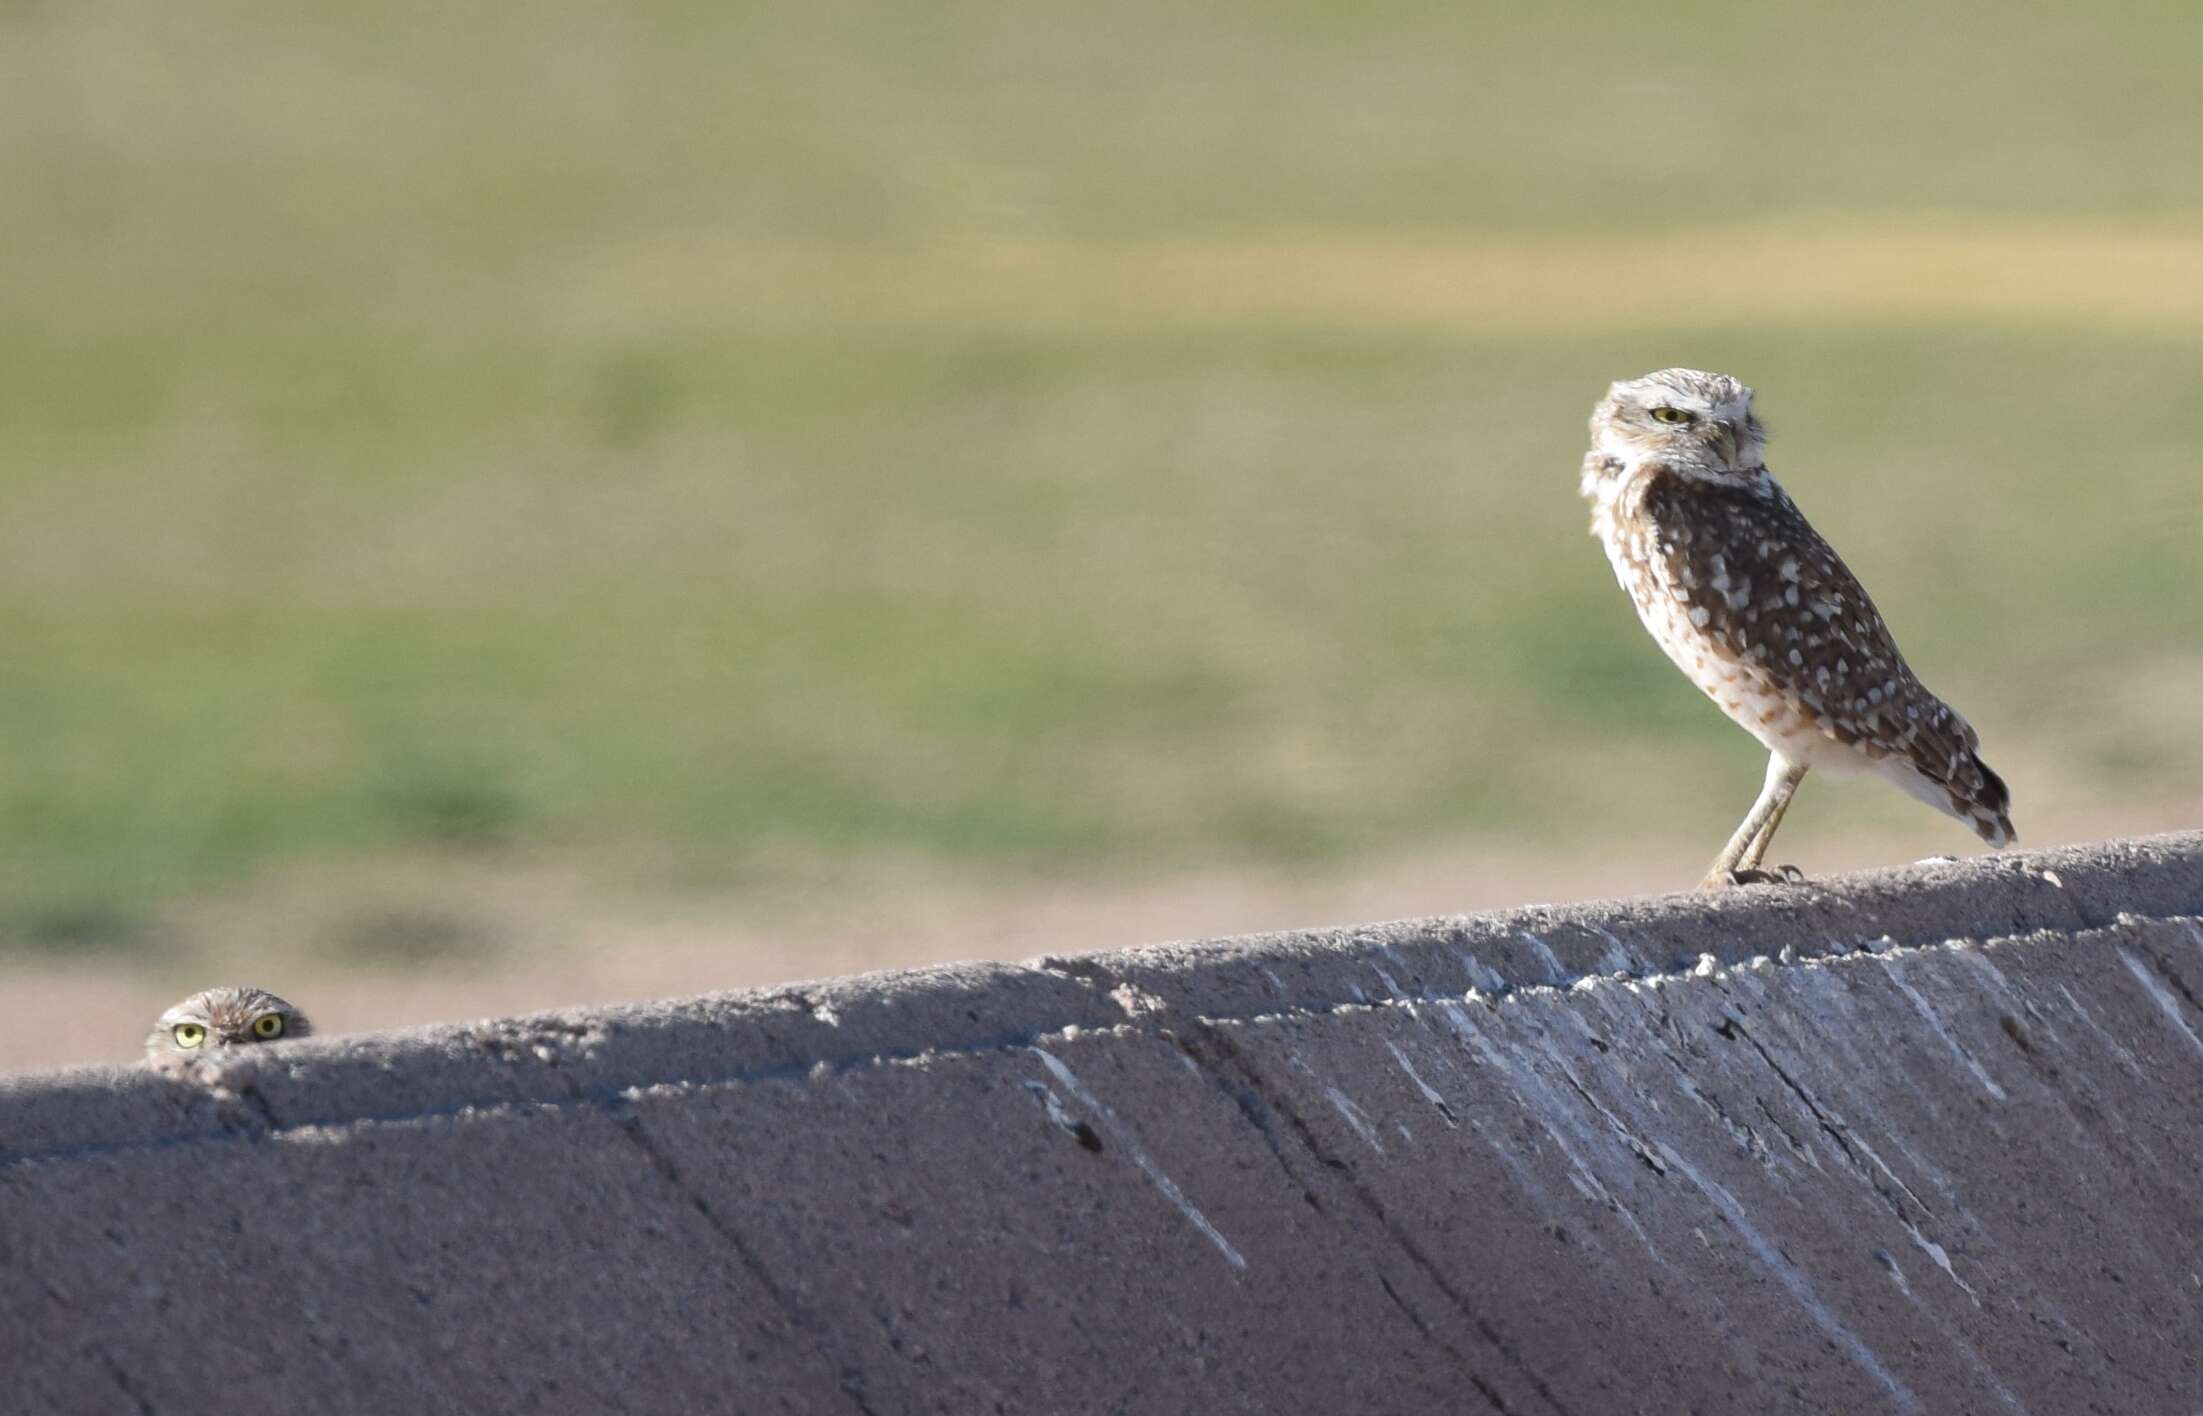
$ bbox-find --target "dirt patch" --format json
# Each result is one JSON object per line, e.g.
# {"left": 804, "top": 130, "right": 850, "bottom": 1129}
{"left": 570, "top": 219, "right": 2203, "bottom": 335}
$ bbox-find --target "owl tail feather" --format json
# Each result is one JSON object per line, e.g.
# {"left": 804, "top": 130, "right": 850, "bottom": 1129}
{"left": 1961, "top": 756, "right": 2015, "bottom": 847}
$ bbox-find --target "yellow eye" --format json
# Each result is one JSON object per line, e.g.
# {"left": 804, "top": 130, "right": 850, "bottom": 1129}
{"left": 172, "top": 1022, "right": 207, "bottom": 1048}
{"left": 251, "top": 1013, "right": 286, "bottom": 1040}
{"left": 1649, "top": 406, "right": 1694, "bottom": 425}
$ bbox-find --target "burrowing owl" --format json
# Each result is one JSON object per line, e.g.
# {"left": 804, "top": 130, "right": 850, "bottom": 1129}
{"left": 1581, "top": 368, "right": 2014, "bottom": 889}
{"left": 143, "top": 986, "right": 310, "bottom": 1071}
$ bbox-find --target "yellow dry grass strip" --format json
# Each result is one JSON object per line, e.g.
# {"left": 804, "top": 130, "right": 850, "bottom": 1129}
{"left": 567, "top": 218, "right": 2203, "bottom": 335}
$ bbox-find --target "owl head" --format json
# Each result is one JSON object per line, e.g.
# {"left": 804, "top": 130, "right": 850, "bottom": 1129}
{"left": 1589, "top": 368, "right": 1765, "bottom": 477}
{"left": 144, "top": 986, "right": 311, "bottom": 1070}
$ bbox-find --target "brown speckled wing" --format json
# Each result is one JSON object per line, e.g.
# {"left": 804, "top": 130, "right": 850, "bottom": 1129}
{"left": 1633, "top": 465, "right": 2013, "bottom": 842}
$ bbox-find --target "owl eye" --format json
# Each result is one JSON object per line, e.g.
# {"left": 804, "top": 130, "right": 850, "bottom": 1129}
{"left": 172, "top": 1022, "right": 208, "bottom": 1048}
{"left": 1649, "top": 406, "right": 1695, "bottom": 425}
{"left": 251, "top": 1013, "right": 286, "bottom": 1040}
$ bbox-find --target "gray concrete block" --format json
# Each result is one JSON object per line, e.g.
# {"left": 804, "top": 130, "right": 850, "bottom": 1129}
{"left": 4, "top": 832, "right": 2202, "bottom": 1413}
{"left": 2, "top": 1108, "right": 855, "bottom": 1416}
{"left": 625, "top": 1031, "right": 1532, "bottom": 1414}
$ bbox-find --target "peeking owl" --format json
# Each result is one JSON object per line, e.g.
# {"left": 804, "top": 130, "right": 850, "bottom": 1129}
{"left": 143, "top": 986, "right": 311, "bottom": 1072}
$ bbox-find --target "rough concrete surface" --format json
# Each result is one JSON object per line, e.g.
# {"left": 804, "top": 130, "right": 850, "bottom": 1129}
{"left": 5, "top": 832, "right": 2203, "bottom": 1415}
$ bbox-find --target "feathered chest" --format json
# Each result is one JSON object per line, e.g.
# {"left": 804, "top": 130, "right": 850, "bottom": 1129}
{"left": 1584, "top": 458, "right": 1832, "bottom": 751}
{"left": 1581, "top": 454, "right": 1927, "bottom": 755}
{"left": 1585, "top": 459, "right": 1706, "bottom": 639}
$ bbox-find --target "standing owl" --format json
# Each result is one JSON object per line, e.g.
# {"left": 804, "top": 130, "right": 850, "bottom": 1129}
{"left": 1580, "top": 368, "right": 2014, "bottom": 888}
{"left": 143, "top": 986, "right": 311, "bottom": 1072}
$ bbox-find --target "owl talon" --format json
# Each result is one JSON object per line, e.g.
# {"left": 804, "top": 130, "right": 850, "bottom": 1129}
{"left": 1703, "top": 866, "right": 1801, "bottom": 889}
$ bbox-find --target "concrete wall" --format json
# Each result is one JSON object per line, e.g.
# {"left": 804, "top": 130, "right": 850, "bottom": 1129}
{"left": 6, "top": 833, "right": 2203, "bottom": 1414}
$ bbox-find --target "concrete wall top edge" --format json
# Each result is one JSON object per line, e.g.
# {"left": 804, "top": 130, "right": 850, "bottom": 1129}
{"left": 5, "top": 830, "right": 2199, "bottom": 1170}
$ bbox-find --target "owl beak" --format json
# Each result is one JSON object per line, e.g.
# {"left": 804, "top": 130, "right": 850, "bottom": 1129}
{"left": 1710, "top": 419, "right": 1741, "bottom": 464}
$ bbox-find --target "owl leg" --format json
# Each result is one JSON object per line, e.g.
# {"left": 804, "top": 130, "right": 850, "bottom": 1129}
{"left": 1698, "top": 754, "right": 1808, "bottom": 889}
{"left": 1737, "top": 768, "right": 1803, "bottom": 872}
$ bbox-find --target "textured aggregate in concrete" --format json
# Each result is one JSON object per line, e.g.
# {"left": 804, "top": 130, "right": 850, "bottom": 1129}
{"left": 4, "top": 832, "right": 2203, "bottom": 1414}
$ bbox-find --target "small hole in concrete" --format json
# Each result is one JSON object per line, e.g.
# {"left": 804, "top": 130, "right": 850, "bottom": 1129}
{"left": 1071, "top": 1122, "right": 1104, "bottom": 1153}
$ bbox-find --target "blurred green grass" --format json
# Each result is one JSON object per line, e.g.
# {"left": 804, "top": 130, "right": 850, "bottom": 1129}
{"left": 0, "top": 0, "right": 2199, "bottom": 950}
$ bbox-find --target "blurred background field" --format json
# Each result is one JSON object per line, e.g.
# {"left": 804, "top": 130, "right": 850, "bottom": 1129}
{"left": 2, "top": 0, "right": 2199, "bottom": 1071}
